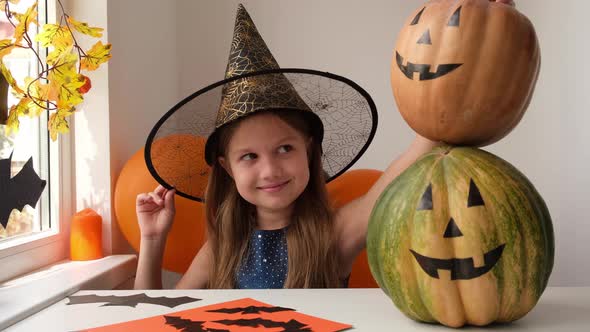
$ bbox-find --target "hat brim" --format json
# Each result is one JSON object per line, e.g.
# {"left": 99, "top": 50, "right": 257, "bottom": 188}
{"left": 145, "top": 68, "right": 378, "bottom": 202}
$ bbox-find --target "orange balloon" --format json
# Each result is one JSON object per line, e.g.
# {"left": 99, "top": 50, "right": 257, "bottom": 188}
{"left": 114, "top": 135, "right": 207, "bottom": 273}
{"left": 327, "top": 168, "right": 383, "bottom": 288}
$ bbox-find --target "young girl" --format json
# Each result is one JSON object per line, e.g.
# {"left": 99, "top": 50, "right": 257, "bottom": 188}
{"left": 134, "top": 0, "right": 515, "bottom": 290}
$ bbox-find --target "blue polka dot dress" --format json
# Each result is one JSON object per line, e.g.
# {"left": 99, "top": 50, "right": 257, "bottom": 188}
{"left": 236, "top": 227, "right": 288, "bottom": 289}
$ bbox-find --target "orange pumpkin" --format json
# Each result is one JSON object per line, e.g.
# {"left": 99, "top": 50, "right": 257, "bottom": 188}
{"left": 391, "top": 0, "right": 540, "bottom": 146}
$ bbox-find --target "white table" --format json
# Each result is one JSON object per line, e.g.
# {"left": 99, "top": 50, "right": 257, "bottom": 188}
{"left": 6, "top": 287, "right": 590, "bottom": 331}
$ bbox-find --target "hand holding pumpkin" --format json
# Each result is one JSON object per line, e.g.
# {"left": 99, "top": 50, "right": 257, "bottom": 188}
{"left": 136, "top": 185, "right": 176, "bottom": 241}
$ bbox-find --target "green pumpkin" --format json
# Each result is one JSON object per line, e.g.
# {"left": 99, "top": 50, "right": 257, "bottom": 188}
{"left": 367, "top": 146, "right": 554, "bottom": 327}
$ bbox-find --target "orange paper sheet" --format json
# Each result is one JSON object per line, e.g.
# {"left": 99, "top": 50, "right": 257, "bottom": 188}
{"left": 83, "top": 297, "right": 352, "bottom": 331}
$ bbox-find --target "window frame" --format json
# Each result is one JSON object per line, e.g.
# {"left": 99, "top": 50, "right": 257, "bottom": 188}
{"left": 0, "top": 0, "right": 74, "bottom": 284}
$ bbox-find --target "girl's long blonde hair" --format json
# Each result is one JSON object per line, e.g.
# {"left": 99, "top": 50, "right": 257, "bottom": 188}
{"left": 205, "top": 109, "right": 341, "bottom": 288}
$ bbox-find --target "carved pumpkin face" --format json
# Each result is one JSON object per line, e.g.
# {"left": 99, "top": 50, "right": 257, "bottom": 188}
{"left": 390, "top": 0, "right": 540, "bottom": 146}
{"left": 366, "top": 146, "right": 554, "bottom": 327}
{"left": 410, "top": 179, "right": 505, "bottom": 280}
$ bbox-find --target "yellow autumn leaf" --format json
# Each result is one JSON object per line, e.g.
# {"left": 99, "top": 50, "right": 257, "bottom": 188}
{"left": 14, "top": 95, "right": 43, "bottom": 118}
{"left": 48, "top": 74, "right": 71, "bottom": 102}
{"left": 27, "top": 102, "right": 44, "bottom": 118}
{"left": 81, "top": 41, "right": 111, "bottom": 71}
{"left": 12, "top": 3, "right": 37, "bottom": 45}
{"left": 47, "top": 52, "right": 78, "bottom": 89}
{"left": 46, "top": 45, "right": 74, "bottom": 66}
{"left": 12, "top": 96, "right": 31, "bottom": 116}
{"left": 66, "top": 16, "right": 103, "bottom": 38}
{"left": 35, "top": 24, "right": 73, "bottom": 50}
{"left": 0, "top": 38, "right": 14, "bottom": 57}
{"left": 46, "top": 54, "right": 83, "bottom": 107}
{"left": 21, "top": 80, "right": 49, "bottom": 118}
{"left": 0, "top": 60, "right": 24, "bottom": 95}
{"left": 0, "top": 0, "right": 20, "bottom": 12}
{"left": 4, "top": 96, "right": 42, "bottom": 135}
{"left": 5, "top": 105, "right": 21, "bottom": 135}
{"left": 24, "top": 77, "right": 49, "bottom": 103}
{"left": 48, "top": 109, "right": 71, "bottom": 141}
{"left": 50, "top": 51, "right": 78, "bottom": 72}
{"left": 58, "top": 87, "right": 84, "bottom": 109}
{"left": 52, "top": 74, "right": 85, "bottom": 109}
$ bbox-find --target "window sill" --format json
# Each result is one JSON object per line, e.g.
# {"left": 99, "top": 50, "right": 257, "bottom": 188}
{"left": 0, "top": 254, "right": 137, "bottom": 330}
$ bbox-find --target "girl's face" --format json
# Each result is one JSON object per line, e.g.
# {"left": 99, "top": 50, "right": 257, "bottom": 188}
{"left": 220, "top": 112, "right": 311, "bottom": 215}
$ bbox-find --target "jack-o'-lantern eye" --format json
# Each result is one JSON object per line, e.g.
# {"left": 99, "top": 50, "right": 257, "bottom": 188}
{"left": 410, "top": 7, "right": 425, "bottom": 25}
{"left": 417, "top": 183, "right": 433, "bottom": 210}
{"left": 467, "top": 179, "right": 485, "bottom": 207}
{"left": 447, "top": 6, "right": 462, "bottom": 27}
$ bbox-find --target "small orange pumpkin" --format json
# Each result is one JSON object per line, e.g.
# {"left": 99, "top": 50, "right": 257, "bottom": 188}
{"left": 391, "top": 0, "right": 540, "bottom": 146}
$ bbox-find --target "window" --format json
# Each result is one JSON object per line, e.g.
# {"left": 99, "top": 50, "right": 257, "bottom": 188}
{"left": 0, "top": 0, "right": 72, "bottom": 283}
{"left": 0, "top": 0, "right": 46, "bottom": 243}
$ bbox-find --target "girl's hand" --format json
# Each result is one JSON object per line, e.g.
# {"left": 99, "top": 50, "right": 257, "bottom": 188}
{"left": 136, "top": 185, "right": 176, "bottom": 241}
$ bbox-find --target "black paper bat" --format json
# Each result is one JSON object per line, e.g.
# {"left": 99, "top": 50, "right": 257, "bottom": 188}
{"left": 207, "top": 305, "right": 295, "bottom": 315}
{"left": 213, "top": 318, "right": 312, "bottom": 332}
{"left": 66, "top": 293, "right": 201, "bottom": 308}
{"left": 165, "top": 315, "right": 229, "bottom": 332}
{"left": 0, "top": 152, "right": 46, "bottom": 228}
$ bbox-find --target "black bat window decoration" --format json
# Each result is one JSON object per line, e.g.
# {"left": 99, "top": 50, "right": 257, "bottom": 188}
{"left": 66, "top": 293, "right": 201, "bottom": 308}
{"left": 0, "top": 152, "right": 46, "bottom": 229}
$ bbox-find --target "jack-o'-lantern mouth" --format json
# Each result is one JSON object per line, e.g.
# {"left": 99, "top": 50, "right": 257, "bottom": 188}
{"left": 395, "top": 51, "right": 462, "bottom": 81}
{"left": 410, "top": 244, "right": 505, "bottom": 280}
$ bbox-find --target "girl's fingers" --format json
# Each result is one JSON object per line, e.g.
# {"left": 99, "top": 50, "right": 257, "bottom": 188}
{"left": 136, "top": 193, "right": 151, "bottom": 205}
{"left": 148, "top": 192, "right": 164, "bottom": 205}
{"left": 154, "top": 185, "right": 167, "bottom": 196}
{"left": 164, "top": 189, "right": 176, "bottom": 210}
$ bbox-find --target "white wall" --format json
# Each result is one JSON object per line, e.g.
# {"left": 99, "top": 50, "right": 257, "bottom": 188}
{"left": 107, "top": 0, "right": 179, "bottom": 254}
{"left": 68, "top": 0, "right": 114, "bottom": 254}
{"left": 105, "top": 0, "right": 589, "bottom": 286}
